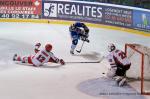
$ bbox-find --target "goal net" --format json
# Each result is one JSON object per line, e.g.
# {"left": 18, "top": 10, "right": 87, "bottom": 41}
{"left": 125, "top": 44, "right": 150, "bottom": 95}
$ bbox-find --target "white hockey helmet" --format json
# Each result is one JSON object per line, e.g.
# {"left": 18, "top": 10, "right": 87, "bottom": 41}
{"left": 108, "top": 43, "right": 116, "bottom": 52}
{"left": 45, "top": 43, "right": 52, "bottom": 52}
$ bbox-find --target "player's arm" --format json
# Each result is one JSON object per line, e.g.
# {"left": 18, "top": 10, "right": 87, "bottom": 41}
{"left": 70, "top": 22, "right": 85, "bottom": 31}
{"left": 82, "top": 24, "right": 89, "bottom": 35}
{"left": 48, "top": 52, "right": 65, "bottom": 65}
{"left": 80, "top": 28, "right": 90, "bottom": 43}
{"left": 34, "top": 43, "right": 41, "bottom": 53}
{"left": 79, "top": 23, "right": 90, "bottom": 42}
{"left": 69, "top": 22, "right": 79, "bottom": 32}
{"left": 76, "top": 22, "right": 89, "bottom": 34}
{"left": 69, "top": 24, "right": 75, "bottom": 32}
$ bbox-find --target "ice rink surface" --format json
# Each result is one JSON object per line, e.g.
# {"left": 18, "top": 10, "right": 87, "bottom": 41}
{"left": 0, "top": 22, "right": 149, "bottom": 99}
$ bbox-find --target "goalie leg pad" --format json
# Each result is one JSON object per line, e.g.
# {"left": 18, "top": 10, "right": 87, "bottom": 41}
{"left": 114, "top": 76, "right": 123, "bottom": 82}
{"left": 106, "top": 68, "right": 117, "bottom": 78}
{"left": 114, "top": 76, "right": 127, "bottom": 87}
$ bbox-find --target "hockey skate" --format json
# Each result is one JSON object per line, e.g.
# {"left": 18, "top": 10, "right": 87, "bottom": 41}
{"left": 113, "top": 76, "right": 127, "bottom": 87}
{"left": 70, "top": 50, "right": 74, "bottom": 55}
{"left": 114, "top": 76, "right": 123, "bottom": 83}
{"left": 13, "top": 54, "right": 17, "bottom": 61}
{"left": 118, "top": 77, "right": 127, "bottom": 87}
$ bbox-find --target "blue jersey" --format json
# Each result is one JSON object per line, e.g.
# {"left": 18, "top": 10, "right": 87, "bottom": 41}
{"left": 69, "top": 22, "right": 90, "bottom": 53}
{"left": 69, "top": 22, "right": 89, "bottom": 39}
{"left": 73, "top": 22, "right": 86, "bottom": 28}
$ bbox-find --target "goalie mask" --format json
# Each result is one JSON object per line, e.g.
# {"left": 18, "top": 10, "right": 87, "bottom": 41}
{"left": 108, "top": 43, "right": 116, "bottom": 52}
{"left": 45, "top": 44, "right": 52, "bottom": 52}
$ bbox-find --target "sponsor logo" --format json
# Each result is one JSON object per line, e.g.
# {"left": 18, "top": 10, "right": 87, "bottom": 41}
{"left": 43, "top": 2, "right": 102, "bottom": 19}
{"left": 142, "top": 14, "right": 149, "bottom": 26}
{"left": 34, "top": 1, "right": 40, "bottom": 6}
{"left": 133, "top": 11, "right": 150, "bottom": 30}
{"left": 44, "top": 3, "right": 57, "bottom": 17}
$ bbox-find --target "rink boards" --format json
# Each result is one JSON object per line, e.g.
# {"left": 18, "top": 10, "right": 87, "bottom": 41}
{"left": 0, "top": 18, "right": 149, "bottom": 37}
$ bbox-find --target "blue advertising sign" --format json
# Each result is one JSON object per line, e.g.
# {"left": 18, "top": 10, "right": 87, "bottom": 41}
{"left": 42, "top": 1, "right": 103, "bottom": 23}
{"left": 133, "top": 10, "right": 150, "bottom": 31}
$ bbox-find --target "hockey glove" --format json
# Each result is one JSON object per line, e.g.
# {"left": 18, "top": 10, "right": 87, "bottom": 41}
{"left": 85, "top": 39, "right": 90, "bottom": 43}
{"left": 35, "top": 43, "right": 41, "bottom": 49}
{"left": 84, "top": 28, "right": 89, "bottom": 34}
{"left": 81, "top": 37, "right": 90, "bottom": 43}
{"left": 59, "top": 59, "right": 65, "bottom": 65}
{"left": 35, "top": 43, "right": 41, "bottom": 53}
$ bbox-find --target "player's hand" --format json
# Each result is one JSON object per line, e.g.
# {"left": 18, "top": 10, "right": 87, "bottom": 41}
{"left": 85, "top": 30, "right": 89, "bottom": 34}
{"left": 86, "top": 39, "right": 90, "bottom": 43}
{"left": 59, "top": 59, "right": 65, "bottom": 65}
{"left": 35, "top": 43, "right": 41, "bottom": 49}
{"left": 81, "top": 37, "right": 90, "bottom": 43}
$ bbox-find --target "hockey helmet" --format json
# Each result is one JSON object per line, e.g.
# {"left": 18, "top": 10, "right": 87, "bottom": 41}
{"left": 45, "top": 43, "right": 52, "bottom": 52}
{"left": 108, "top": 43, "right": 116, "bottom": 52}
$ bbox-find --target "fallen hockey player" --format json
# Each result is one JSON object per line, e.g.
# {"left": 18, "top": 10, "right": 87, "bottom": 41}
{"left": 13, "top": 43, "right": 65, "bottom": 67}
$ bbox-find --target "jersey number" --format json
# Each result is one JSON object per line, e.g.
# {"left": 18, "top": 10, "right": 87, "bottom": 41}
{"left": 36, "top": 55, "right": 46, "bottom": 63}
{"left": 118, "top": 52, "right": 126, "bottom": 59}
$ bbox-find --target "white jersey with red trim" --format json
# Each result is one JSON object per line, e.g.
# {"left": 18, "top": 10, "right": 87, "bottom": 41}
{"left": 107, "top": 49, "right": 131, "bottom": 68}
{"left": 31, "top": 49, "right": 58, "bottom": 66}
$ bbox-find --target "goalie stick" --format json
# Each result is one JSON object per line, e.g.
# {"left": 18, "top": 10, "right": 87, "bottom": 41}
{"left": 66, "top": 56, "right": 105, "bottom": 64}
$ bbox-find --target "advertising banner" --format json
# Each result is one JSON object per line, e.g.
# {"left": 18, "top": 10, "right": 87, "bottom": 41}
{"left": 133, "top": 10, "right": 150, "bottom": 32}
{"left": 0, "top": 0, "right": 42, "bottom": 19}
{"left": 42, "top": 1, "right": 103, "bottom": 23}
{"left": 103, "top": 6, "right": 133, "bottom": 28}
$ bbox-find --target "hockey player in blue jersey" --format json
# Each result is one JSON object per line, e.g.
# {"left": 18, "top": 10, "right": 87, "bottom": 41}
{"left": 69, "top": 22, "right": 90, "bottom": 54}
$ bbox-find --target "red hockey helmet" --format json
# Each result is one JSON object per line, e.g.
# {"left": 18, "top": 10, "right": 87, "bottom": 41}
{"left": 45, "top": 43, "right": 52, "bottom": 52}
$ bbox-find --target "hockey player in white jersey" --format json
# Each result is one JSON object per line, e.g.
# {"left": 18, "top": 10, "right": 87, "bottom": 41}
{"left": 106, "top": 43, "right": 131, "bottom": 86}
{"left": 13, "top": 43, "right": 65, "bottom": 66}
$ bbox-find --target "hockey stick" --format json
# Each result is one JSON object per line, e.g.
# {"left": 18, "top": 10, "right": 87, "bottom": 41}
{"left": 66, "top": 56, "right": 105, "bottom": 64}
{"left": 76, "top": 41, "right": 85, "bottom": 53}
{"left": 66, "top": 61, "right": 100, "bottom": 63}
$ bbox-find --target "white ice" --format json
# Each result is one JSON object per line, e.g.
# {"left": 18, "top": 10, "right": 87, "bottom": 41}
{"left": 0, "top": 22, "right": 149, "bottom": 99}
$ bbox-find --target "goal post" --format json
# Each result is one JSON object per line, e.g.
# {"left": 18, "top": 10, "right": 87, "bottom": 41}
{"left": 125, "top": 43, "right": 150, "bottom": 95}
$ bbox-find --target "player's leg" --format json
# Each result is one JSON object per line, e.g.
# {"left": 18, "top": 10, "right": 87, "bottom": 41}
{"left": 13, "top": 54, "right": 21, "bottom": 61}
{"left": 118, "top": 64, "right": 131, "bottom": 86}
{"left": 116, "top": 67, "right": 126, "bottom": 77}
{"left": 48, "top": 58, "right": 65, "bottom": 65}
{"left": 70, "top": 39, "right": 78, "bottom": 54}
{"left": 70, "top": 31, "right": 79, "bottom": 54}
{"left": 115, "top": 65, "right": 130, "bottom": 86}
{"left": 13, "top": 54, "right": 33, "bottom": 64}
{"left": 106, "top": 67, "right": 117, "bottom": 78}
{"left": 114, "top": 76, "right": 127, "bottom": 86}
